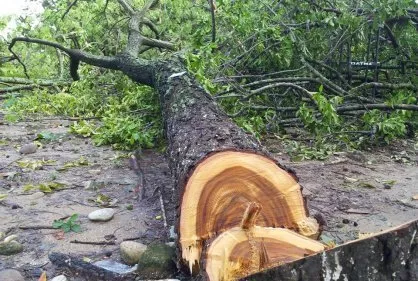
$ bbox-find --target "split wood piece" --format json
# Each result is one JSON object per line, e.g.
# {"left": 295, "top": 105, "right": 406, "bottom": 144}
{"left": 203, "top": 203, "right": 325, "bottom": 281}
{"left": 244, "top": 219, "right": 418, "bottom": 281}
{"left": 180, "top": 151, "right": 319, "bottom": 274}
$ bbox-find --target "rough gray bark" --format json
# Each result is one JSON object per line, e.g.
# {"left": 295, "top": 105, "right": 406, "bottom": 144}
{"left": 153, "top": 58, "right": 297, "bottom": 203}
{"left": 242, "top": 220, "right": 418, "bottom": 281}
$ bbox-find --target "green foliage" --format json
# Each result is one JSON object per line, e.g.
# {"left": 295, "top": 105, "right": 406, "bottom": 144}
{"left": 283, "top": 139, "right": 337, "bottom": 161}
{"left": 52, "top": 214, "right": 82, "bottom": 233}
{"left": 4, "top": 71, "right": 162, "bottom": 150}
{"left": 1, "top": 0, "right": 417, "bottom": 157}
{"left": 23, "top": 182, "right": 65, "bottom": 193}
{"left": 363, "top": 110, "right": 407, "bottom": 143}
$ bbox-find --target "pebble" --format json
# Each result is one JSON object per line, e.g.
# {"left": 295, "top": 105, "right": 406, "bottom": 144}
{"left": 165, "top": 242, "right": 175, "bottom": 248}
{"left": 169, "top": 225, "right": 177, "bottom": 240}
{"left": 0, "top": 240, "right": 24, "bottom": 255}
{"left": 4, "top": 234, "right": 18, "bottom": 243}
{"left": 88, "top": 208, "right": 115, "bottom": 222}
{"left": 342, "top": 219, "right": 350, "bottom": 224}
{"left": 0, "top": 269, "right": 25, "bottom": 281}
{"left": 50, "top": 275, "right": 68, "bottom": 281}
{"left": 120, "top": 241, "right": 147, "bottom": 265}
{"left": 19, "top": 143, "right": 38, "bottom": 154}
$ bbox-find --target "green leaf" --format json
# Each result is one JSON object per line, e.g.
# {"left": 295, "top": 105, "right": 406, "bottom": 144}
{"left": 71, "top": 224, "right": 82, "bottom": 233}
{"left": 52, "top": 220, "right": 64, "bottom": 228}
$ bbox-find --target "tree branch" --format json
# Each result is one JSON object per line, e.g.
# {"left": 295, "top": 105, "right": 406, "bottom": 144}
{"left": 116, "top": 0, "right": 135, "bottom": 16}
{"left": 337, "top": 104, "right": 418, "bottom": 113}
{"left": 208, "top": 0, "right": 216, "bottom": 43}
{"left": 348, "top": 82, "right": 417, "bottom": 94}
{"left": 61, "top": 0, "right": 79, "bottom": 20}
{"left": 8, "top": 37, "right": 155, "bottom": 86}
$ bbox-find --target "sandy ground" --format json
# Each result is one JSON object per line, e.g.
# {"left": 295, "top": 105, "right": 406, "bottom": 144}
{"left": 0, "top": 110, "right": 417, "bottom": 280}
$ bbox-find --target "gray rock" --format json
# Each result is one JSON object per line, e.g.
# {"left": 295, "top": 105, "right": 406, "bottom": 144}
{"left": 120, "top": 241, "right": 147, "bottom": 265}
{"left": 169, "top": 225, "right": 177, "bottom": 240}
{"left": 88, "top": 208, "right": 115, "bottom": 222}
{"left": 0, "top": 240, "right": 23, "bottom": 255}
{"left": 165, "top": 242, "right": 175, "bottom": 248}
{"left": 136, "top": 243, "right": 176, "bottom": 279}
{"left": 50, "top": 274, "right": 68, "bottom": 281}
{"left": 94, "top": 260, "right": 137, "bottom": 274}
{"left": 19, "top": 143, "right": 38, "bottom": 154}
{"left": 4, "top": 234, "right": 18, "bottom": 243}
{"left": 0, "top": 269, "right": 24, "bottom": 281}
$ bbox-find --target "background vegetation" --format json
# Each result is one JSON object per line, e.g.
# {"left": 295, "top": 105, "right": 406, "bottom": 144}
{"left": 1, "top": 0, "right": 417, "bottom": 157}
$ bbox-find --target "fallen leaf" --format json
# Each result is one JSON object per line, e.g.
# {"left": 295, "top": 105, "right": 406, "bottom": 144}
{"left": 52, "top": 230, "right": 65, "bottom": 240}
{"left": 358, "top": 182, "right": 376, "bottom": 189}
{"left": 344, "top": 177, "right": 358, "bottom": 183}
{"left": 38, "top": 271, "right": 47, "bottom": 281}
{"left": 0, "top": 194, "right": 8, "bottom": 201}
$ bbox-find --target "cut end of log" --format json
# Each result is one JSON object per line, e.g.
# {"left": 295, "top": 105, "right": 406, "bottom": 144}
{"left": 205, "top": 226, "right": 325, "bottom": 281}
{"left": 179, "top": 151, "right": 320, "bottom": 274}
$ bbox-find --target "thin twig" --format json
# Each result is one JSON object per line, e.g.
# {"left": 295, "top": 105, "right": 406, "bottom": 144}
{"left": 70, "top": 240, "right": 116, "bottom": 245}
{"left": 159, "top": 189, "right": 168, "bottom": 228}
{"left": 19, "top": 225, "right": 56, "bottom": 230}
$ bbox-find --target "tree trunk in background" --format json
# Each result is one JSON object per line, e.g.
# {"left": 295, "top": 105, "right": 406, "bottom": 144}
{"left": 243, "top": 220, "right": 418, "bottom": 281}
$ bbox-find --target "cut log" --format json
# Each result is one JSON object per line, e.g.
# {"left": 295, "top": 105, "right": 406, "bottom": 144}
{"left": 153, "top": 61, "right": 320, "bottom": 275}
{"left": 180, "top": 151, "right": 319, "bottom": 273}
{"left": 202, "top": 202, "right": 325, "bottom": 281}
{"left": 243, "top": 219, "right": 418, "bottom": 281}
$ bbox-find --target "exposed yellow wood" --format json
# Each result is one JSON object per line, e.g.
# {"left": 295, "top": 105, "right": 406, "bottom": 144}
{"left": 205, "top": 227, "right": 325, "bottom": 281}
{"left": 179, "top": 151, "right": 319, "bottom": 274}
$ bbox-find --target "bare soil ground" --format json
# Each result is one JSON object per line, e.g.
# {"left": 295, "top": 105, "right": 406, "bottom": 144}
{"left": 0, "top": 109, "right": 417, "bottom": 280}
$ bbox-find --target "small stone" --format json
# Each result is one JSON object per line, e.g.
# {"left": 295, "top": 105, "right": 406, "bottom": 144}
{"left": 342, "top": 219, "right": 350, "bottom": 224}
{"left": 88, "top": 208, "right": 115, "bottom": 222}
{"left": 19, "top": 143, "right": 38, "bottom": 154}
{"left": 0, "top": 269, "right": 24, "bottom": 281}
{"left": 353, "top": 221, "right": 358, "bottom": 227}
{"left": 165, "top": 242, "right": 175, "bottom": 248}
{"left": 169, "top": 225, "right": 177, "bottom": 240}
{"left": 0, "top": 240, "right": 24, "bottom": 255}
{"left": 4, "top": 234, "right": 18, "bottom": 243}
{"left": 50, "top": 274, "right": 68, "bottom": 281}
{"left": 136, "top": 243, "right": 176, "bottom": 279}
{"left": 120, "top": 241, "right": 147, "bottom": 265}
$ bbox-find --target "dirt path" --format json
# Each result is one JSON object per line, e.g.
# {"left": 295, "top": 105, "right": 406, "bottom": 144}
{"left": 0, "top": 114, "right": 174, "bottom": 280}
{"left": 266, "top": 137, "right": 418, "bottom": 244}
{"left": 0, "top": 111, "right": 417, "bottom": 280}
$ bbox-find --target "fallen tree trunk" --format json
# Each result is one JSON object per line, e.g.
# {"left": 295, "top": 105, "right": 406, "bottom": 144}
{"left": 243, "top": 219, "right": 418, "bottom": 281}
{"left": 153, "top": 60, "right": 321, "bottom": 277}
